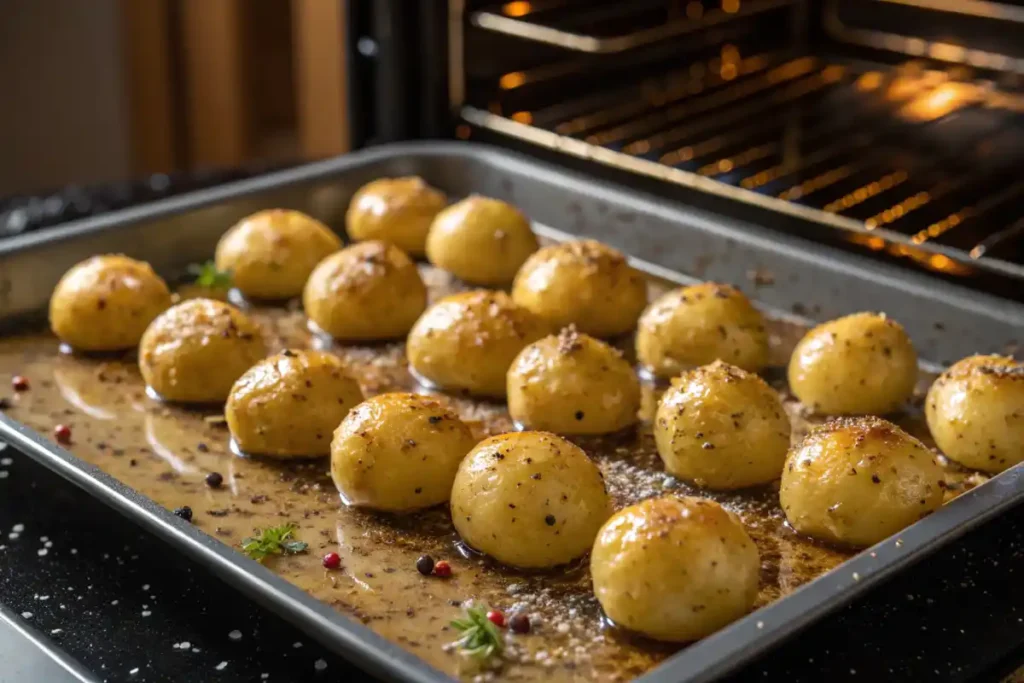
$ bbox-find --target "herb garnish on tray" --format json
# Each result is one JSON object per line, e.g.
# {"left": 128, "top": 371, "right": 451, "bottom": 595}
{"left": 241, "top": 523, "right": 308, "bottom": 562}
{"left": 188, "top": 260, "right": 233, "bottom": 289}
{"left": 450, "top": 605, "right": 505, "bottom": 664}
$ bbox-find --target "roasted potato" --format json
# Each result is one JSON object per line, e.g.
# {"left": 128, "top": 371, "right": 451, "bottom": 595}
{"left": 345, "top": 177, "right": 446, "bottom": 256}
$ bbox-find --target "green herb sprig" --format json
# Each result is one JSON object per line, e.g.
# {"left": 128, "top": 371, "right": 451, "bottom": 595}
{"left": 241, "top": 523, "right": 308, "bottom": 562}
{"left": 450, "top": 605, "right": 505, "bottom": 664}
{"left": 188, "top": 260, "right": 233, "bottom": 289}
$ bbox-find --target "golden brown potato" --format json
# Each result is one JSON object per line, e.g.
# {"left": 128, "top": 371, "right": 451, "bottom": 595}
{"left": 225, "top": 350, "right": 363, "bottom": 458}
{"left": 507, "top": 325, "right": 639, "bottom": 434}
{"left": 330, "top": 393, "right": 475, "bottom": 511}
{"left": 925, "top": 355, "right": 1024, "bottom": 473}
{"left": 451, "top": 431, "right": 611, "bottom": 568}
{"left": 591, "top": 496, "right": 759, "bottom": 642}
{"left": 303, "top": 240, "right": 427, "bottom": 341}
{"left": 788, "top": 312, "right": 918, "bottom": 415}
{"left": 655, "top": 361, "right": 790, "bottom": 490}
{"left": 49, "top": 255, "right": 171, "bottom": 352}
{"left": 406, "top": 290, "right": 549, "bottom": 398}
{"left": 425, "top": 195, "right": 538, "bottom": 285}
{"left": 214, "top": 209, "right": 342, "bottom": 300}
{"left": 511, "top": 240, "right": 647, "bottom": 338}
{"left": 139, "top": 298, "right": 266, "bottom": 404}
{"left": 779, "top": 417, "right": 944, "bottom": 547}
{"left": 636, "top": 283, "right": 768, "bottom": 377}
{"left": 345, "top": 177, "right": 447, "bottom": 256}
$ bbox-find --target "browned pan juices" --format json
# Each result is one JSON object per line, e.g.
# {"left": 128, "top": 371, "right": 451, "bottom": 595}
{"left": 0, "top": 262, "right": 983, "bottom": 682}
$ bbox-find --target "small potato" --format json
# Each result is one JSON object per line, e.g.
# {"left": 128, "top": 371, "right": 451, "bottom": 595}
{"left": 591, "top": 496, "right": 759, "bottom": 642}
{"left": 779, "top": 416, "right": 944, "bottom": 547}
{"left": 303, "top": 241, "right": 426, "bottom": 341}
{"left": 636, "top": 283, "right": 768, "bottom": 377}
{"left": 49, "top": 254, "right": 171, "bottom": 352}
{"left": 655, "top": 361, "right": 790, "bottom": 490}
{"left": 331, "top": 393, "right": 475, "bottom": 511}
{"left": 507, "top": 325, "right": 639, "bottom": 435}
{"left": 426, "top": 195, "right": 538, "bottom": 285}
{"left": 511, "top": 240, "right": 647, "bottom": 338}
{"left": 139, "top": 298, "right": 266, "bottom": 404}
{"left": 406, "top": 290, "right": 549, "bottom": 398}
{"left": 214, "top": 209, "right": 342, "bottom": 300}
{"left": 788, "top": 312, "right": 917, "bottom": 415}
{"left": 346, "top": 177, "right": 447, "bottom": 256}
{"left": 451, "top": 431, "right": 611, "bottom": 568}
{"left": 926, "top": 355, "right": 1024, "bottom": 473}
{"left": 226, "top": 350, "right": 364, "bottom": 458}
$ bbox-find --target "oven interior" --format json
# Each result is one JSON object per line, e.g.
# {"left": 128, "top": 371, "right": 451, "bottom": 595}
{"left": 370, "top": 0, "right": 1024, "bottom": 299}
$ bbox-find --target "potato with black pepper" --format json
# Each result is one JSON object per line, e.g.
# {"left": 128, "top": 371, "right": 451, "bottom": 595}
{"left": 214, "top": 209, "right": 341, "bottom": 300}
{"left": 636, "top": 283, "right": 768, "bottom": 377}
{"left": 346, "top": 177, "right": 447, "bottom": 256}
{"left": 926, "top": 354, "right": 1024, "bottom": 473}
{"left": 226, "top": 350, "right": 363, "bottom": 458}
{"left": 49, "top": 254, "right": 172, "bottom": 352}
{"left": 655, "top": 360, "right": 790, "bottom": 490}
{"left": 591, "top": 496, "right": 760, "bottom": 642}
{"left": 303, "top": 240, "right": 427, "bottom": 341}
{"left": 331, "top": 393, "right": 476, "bottom": 511}
{"left": 507, "top": 325, "right": 639, "bottom": 434}
{"left": 425, "top": 195, "right": 538, "bottom": 285}
{"left": 788, "top": 312, "right": 917, "bottom": 415}
{"left": 779, "top": 416, "right": 944, "bottom": 547}
{"left": 511, "top": 240, "right": 647, "bottom": 338}
{"left": 450, "top": 431, "right": 611, "bottom": 568}
{"left": 139, "top": 298, "right": 266, "bottom": 403}
{"left": 406, "top": 290, "right": 549, "bottom": 398}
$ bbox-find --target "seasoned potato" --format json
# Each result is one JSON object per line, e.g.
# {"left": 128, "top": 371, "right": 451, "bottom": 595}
{"left": 779, "top": 417, "right": 944, "bottom": 547}
{"left": 331, "top": 393, "right": 475, "bottom": 511}
{"left": 511, "top": 240, "right": 647, "bottom": 338}
{"left": 303, "top": 240, "right": 426, "bottom": 341}
{"left": 926, "top": 354, "right": 1024, "bottom": 473}
{"left": 346, "top": 177, "right": 447, "bottom": 256}
{"left": 507, "top": 325, "right": 639, "bottom": 434}
{"left": 655, "top": 361, "right": 790, "bottom": 489}
{"left": 406, "top": 290, "right": 549, "bottom": 398}
{"left": 214, "top": 209, "right": 341, "bottom": 300}
{"left": 451, "top": 431, "right": 611, "bottom": 568}
{"left": 425, "top": 195, "right": 538, "bottom": 285}
{"left": 226, "top": 350, "right": 363, "bottom": 458}
{"left": 49, "top": 254, "right": 171, "bottom": 352}
{"left": 788, "top": 312, "right": 917, "bottom": 415}
{"left": 139, "top": 298, "right": 266, "bottom": 403}
{"left": 636, "top": 283, "right": 768, "bottom": 377}
{"left": 591, "top": 496, "right": 759, "bottom": 642}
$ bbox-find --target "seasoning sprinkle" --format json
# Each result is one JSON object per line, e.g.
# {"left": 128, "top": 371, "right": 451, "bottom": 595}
{"left": 433, "top": 560, "right": 452, "bottom": 578}
{"left": 416, "top": 555, "right": 435, "bottom": 576}
{"left": 205, "top": 472, "right": 224, "bottom": 489}
{"left": 322, "top": 552, "right": 341, "bottom": 570}
{"left": 173, "top": 506, "right": 193, "bottom": 522}
{"left": 53, "top": 424, "right": 72, "bottom": 445}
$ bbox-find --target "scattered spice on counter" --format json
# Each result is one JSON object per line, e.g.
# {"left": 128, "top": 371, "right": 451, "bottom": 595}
{"left": 205, "top": 472, "right": 224, "bottom": 489}
{"left": 322, "top": 552, "right": 341, "bottom": 570}
{"left": 240, "top": 523, "right": 308, "bottom": 562}
{"left": 11, "top": 376, "right": 29, "bottom": 392}
{"left": 173, "top": 506, "right": 193, "bottom": 522}
{"left": 433, "top": 560, "right": 452, "bottom": 578}
{"left": 416, "top": 555, "right": 435, "bottom": 576}
{"left": 0, "top": 397, "right": 11, "bottom": 410}
{"left": 486, "top": 610, "right": 506, "bottom": 628}
{"left": 508, "top": 613, "right": 531, "bottom": 634}
{"left": 53, "top": 424, "right": 72, "bottom": 445}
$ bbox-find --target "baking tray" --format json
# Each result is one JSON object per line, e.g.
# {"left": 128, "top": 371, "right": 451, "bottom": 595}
{"left": 0, "top": 141, "right": 1021, "bottom": 683}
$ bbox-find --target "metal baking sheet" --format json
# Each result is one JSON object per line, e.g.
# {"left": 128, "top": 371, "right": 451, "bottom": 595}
{"left": 0, "top": 141, "right": 1022, "bottom": 683}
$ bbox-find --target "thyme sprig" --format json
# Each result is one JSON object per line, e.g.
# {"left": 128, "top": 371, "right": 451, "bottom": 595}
{"left": 188, "top": 260, "right": 233, "bottom": 289}
{"left": 240, "top": 523, "right": 308, "bottom": 562}
{"left": 450, "top": 605, "right": 505, "bottom": 664}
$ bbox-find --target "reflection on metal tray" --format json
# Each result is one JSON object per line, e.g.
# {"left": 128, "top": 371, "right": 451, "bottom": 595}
{"left": 0, "top": 142, "right": 1022, "bottom": 683}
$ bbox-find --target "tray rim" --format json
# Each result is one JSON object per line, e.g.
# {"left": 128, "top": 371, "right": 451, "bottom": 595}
{"left": 0, "top": 139, "right": 1022, "bottom": 683}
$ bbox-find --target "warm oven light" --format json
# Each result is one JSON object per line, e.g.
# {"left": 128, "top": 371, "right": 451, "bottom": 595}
{"left": 502, "top": 1, "right": 532, "bottom": 17}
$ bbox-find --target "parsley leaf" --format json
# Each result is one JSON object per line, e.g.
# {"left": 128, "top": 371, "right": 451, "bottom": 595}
{"left": 188, "top": 260, "right": 233, "bottom": 289}
{"left": 450, "top": 605, "right": 504, "bottom": 664}
{"left": 241, "top": 523, "right": 308, "bottom": 562}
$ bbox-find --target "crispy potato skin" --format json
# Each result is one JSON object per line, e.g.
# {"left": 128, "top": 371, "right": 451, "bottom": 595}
{"left": 345, "top": 177, "right": 447, "bottom": 256}
{"left": 779, "top": 417, "right": 944, "bottom": 547}
{"left": 226, "top": 350, "right": 363, "bottom": 458}
{"left": 139, "top": 298, "right": 266, "bottom": 404}
{"left": 426, "top": 195, "right": 538, "bottom": 286}
{"left": 451, "top": 431, "right": 611, "bottom": 568}
{"left": 926, "top": 354, "right": 1024, "bottom": 473}
{"left": 654, "top": 361, "right": 790, "bottom": 490}
{"left": 406, "top": 290, "right": 549, "bottom": 398}
{"left": 330, "top": 393, "right": 475, "bottom": 512}
{"left": 215, "top": 209, "right": 342, "bottom": 300}
{"left": 303, "top": 240, "right": 426, "bottom": 341}
{"left": 636, "top": 283, "right": 768, "bottom": 377}
{"left": 511, "top": 240, "right": 647, "bottom": 338}
{"left": 49, "top": 254, "right": 172, "bottom": 352}
{"left": 787, "top": 312, "right": 917, "bottom": 415}
{"left": 591, "top": 496, "right": 760, "bottom": 642}
{"left": 507, "top": 326, "right": 639, "bottom": 435}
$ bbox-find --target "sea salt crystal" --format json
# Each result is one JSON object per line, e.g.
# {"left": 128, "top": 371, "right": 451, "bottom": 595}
{"left": 141, "top": 611, "right": 152, "bottom": 617}
{"left": 12, "top": 524, "right": 24, "bottom": 532}
{"left": 314, "top": 659, "right": 327, "bottom": 672}
{"left": 215, "top": 661, "right": 228, "bottom": 671}
{"left": 21, "top": 612, "right": 32, "bottom": 619}
{"left": 228, "top": 630, "right": 242, "bottom": 641}
{"left": 37, "top": 549, "right": 48, "bottom": 556}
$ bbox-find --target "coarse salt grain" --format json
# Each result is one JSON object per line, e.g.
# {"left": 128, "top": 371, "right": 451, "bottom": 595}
{"left": 215, "top": 661, "right": 228, "bottom": 671}
{"left": 228, "top": 630, "right": 242, "bottom": 641}
{"left": 21, "top": 612, "right": 32, "bottom": 619}
{"left": 141, "top": 611, "right": 152, "bottom": 617}
{"left": 314, "top": 659, "right": 327, "bottom": 671}
{"left": 12, "top": 524, "right": 24, "bottom": 532}
{"left": 37, "top": 549, "right": 47, "bottom": 556}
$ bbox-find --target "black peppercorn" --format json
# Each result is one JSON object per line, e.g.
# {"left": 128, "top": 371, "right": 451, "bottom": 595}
{"left": 205, "top": 472, "right": 224, "bottom": 489}
{"left": 544, "top": 514, "right": 556, "bottom": 526}
{"left": 509, "top": 613, "right": 531, "bottom": 634}
{"left": 415, "top": 555, "right": 435, "bottom": 576}
{"left": 173, "top": 506, "right": 193, "bottom": 522}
